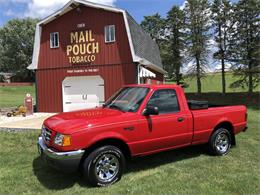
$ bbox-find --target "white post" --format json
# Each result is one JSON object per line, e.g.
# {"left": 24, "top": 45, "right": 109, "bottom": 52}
{"left": 137, "top": 64, "right": 141, "bottom": 84}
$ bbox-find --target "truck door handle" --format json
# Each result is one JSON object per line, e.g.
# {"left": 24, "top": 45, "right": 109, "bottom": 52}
{"left": 177, "top": 117, "right": 184, "bottom": 122}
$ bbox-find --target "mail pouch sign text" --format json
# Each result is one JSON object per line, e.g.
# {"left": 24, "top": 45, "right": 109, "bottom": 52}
{"left": 66, "top": 30, "right": 99, "bottom": 64}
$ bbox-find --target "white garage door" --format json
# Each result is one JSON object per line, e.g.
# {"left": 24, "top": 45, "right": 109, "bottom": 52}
{"left": 62, "top": 76, "right": 105, "bottom": 112}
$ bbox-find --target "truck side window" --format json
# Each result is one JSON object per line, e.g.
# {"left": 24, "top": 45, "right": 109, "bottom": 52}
{"left": 147, "top": 89, "right": 180, "bottom": 114}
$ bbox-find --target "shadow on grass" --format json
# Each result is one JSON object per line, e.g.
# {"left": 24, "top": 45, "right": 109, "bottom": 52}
{"left": 126, "top": 144, "right": 207, "bottom": 174}
{"left": 32, "top": 157, "right": 81, "bottom": 189}
{"left": 32, "top": 144, "right": 208, "bottom": 190}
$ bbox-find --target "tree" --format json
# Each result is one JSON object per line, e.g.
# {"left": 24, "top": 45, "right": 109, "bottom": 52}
{"left": 140, "top": 14, "right": 170, "bottom": 73}
{"left": 140, "top": 13, "right": 165, "bottom": 42}
{"left": 211, "top": 0, "right": 232, "bottom": 94}
{"left": 184, "top": 0, "right": 211, "bottom": 94}
{"left": 0, "top": 18, "right": 39, "bottom": 81}
{"left": 166, "top": 6, "right": 186, "bottom": 85}
{"left": 228, "top": 0, "right": 260, "bottom": 93}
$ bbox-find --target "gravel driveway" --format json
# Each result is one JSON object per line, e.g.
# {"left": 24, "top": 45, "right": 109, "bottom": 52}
{"left": 0, "top": 113, "right": 56, "bottom": 131}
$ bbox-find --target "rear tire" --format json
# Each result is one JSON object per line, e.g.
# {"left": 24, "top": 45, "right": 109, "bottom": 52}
{"left": 209, "top": 128, "right": 231, "bottom": 156}
{"left": 82, "top": 145, "right": 125, "bottom": 187}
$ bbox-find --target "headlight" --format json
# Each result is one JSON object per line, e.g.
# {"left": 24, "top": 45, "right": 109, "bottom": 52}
{"left": 54, "top": 133, "right": 71, "bottom": 146}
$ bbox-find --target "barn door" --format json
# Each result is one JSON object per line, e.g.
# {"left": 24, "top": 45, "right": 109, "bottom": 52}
{"left": 62, "top": 76, "right": 104, "bottom": 112}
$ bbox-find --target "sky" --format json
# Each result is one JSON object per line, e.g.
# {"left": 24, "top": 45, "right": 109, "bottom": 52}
{"left": 0, "top": 0, "right": 185, "bottom": 26}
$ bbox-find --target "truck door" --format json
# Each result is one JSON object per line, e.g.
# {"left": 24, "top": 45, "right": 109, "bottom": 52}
{"left": 133, "top": 89, "right": 193, "bottom": 154}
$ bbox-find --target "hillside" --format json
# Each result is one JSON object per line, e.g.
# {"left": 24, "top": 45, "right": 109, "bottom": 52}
{"left": 167, "top": 72, "right": 260, "bottom": 93}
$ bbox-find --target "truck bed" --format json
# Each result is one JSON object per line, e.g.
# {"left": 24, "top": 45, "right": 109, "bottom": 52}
{"left": 188, "top": 100, "right": 228, "bottom": 110}
{"left": 188, "top": 100, "right": 247, "bottom": 145}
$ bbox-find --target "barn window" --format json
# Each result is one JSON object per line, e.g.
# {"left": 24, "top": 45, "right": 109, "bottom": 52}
{"left": 50, "top": 32, "right": 59, "bottom": 48}
{"left": 105, "top": 25, "right": 115, "bottom": 43}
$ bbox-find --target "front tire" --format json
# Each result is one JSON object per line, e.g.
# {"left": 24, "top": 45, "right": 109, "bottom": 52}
{"left": 209, "top": 128, "right": 231, "bottom": 155}
{"left": 82, "top": 145, "right": 125, "bottom": 187}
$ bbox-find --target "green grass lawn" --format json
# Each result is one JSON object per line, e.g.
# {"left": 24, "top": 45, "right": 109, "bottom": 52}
{"left": 0, "top": 85, "right": 36, "bottom": 108}
{"left": 0, "top": 109, "right": 259, "bottom": 194}
{"left": 166, "top": 73, "right": 260, "bottom": 93}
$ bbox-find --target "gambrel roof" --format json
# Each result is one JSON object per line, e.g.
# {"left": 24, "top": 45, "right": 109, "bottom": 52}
{"left": 28, "top": 0, "right": 166, "bottom": 74}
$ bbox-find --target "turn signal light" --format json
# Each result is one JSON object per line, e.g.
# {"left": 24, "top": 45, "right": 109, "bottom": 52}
{"left": 63, "top": 135, "right": 71, "bottom": 146}
{"left": 54, "top": 133, "right": 71, "bottom": 146}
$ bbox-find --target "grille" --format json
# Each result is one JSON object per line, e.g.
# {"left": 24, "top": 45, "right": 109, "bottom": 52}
{"left": 42, "top": 127, "right": 52, "bottom": 143}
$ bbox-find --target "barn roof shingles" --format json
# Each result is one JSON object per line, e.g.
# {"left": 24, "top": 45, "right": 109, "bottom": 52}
{"left": 126, "top": 12, "right": 163, "bottom": 68}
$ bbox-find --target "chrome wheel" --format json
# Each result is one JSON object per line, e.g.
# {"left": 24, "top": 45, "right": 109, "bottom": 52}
{"left": 215, "top": 132, "right": 229, "bottom": 153}
{"left": 94, "top": 154, "right": 119, "bottom": 182}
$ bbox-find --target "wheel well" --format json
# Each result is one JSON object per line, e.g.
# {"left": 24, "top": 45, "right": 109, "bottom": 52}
{"left": 213, "top": 121, "right": 236, "bottom": 145}
{"left": 82, "top": 138, "right": 132, "bottom": 160}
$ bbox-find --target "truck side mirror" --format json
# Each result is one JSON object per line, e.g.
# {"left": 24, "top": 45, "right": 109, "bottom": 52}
{"left": 142, "top": 106, "right": 159, "bottom": 116}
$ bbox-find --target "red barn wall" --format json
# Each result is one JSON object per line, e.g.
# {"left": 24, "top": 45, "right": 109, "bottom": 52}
{"left": 35, "top": 5, "right": 164, "bottom": 112}
{"left": 36, "top": 63, "right": 136, "bottom": 112}
{"left": 38, "top": 5, "right": 133, "bottom": 69}
{"left": 36, "top": 6, "right": 138, "bottom": 112}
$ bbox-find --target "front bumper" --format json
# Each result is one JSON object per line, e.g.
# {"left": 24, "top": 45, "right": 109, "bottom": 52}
{"left": 37, "top": 136, "right": 85, "bottom": 172}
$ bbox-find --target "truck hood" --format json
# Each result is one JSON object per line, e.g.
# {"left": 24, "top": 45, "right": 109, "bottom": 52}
{"left": 44, "top": 107, "right": 126, "bottom": 134}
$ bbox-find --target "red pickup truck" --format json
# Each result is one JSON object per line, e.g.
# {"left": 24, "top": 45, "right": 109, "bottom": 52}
{"left": 38, "top": 84, "right": 247, "bottom": 186}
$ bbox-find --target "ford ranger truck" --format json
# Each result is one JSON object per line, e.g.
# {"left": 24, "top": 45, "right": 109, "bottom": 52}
{"left": 38, "top": 84, "right": 247, "bottom": 186}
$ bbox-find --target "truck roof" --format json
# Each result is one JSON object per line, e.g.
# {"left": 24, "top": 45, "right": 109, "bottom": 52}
{"left": 124, "top": 84, "right": 182, "bottom": 90}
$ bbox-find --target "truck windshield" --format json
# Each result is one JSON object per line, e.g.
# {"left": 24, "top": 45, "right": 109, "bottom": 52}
{"left": 104, "top": 87, "right": 150, "bottom": 112}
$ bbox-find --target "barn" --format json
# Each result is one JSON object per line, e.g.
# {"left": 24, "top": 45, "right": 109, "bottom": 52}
{"left": 28, "top": 0, "right": 166, "bottom": 113}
